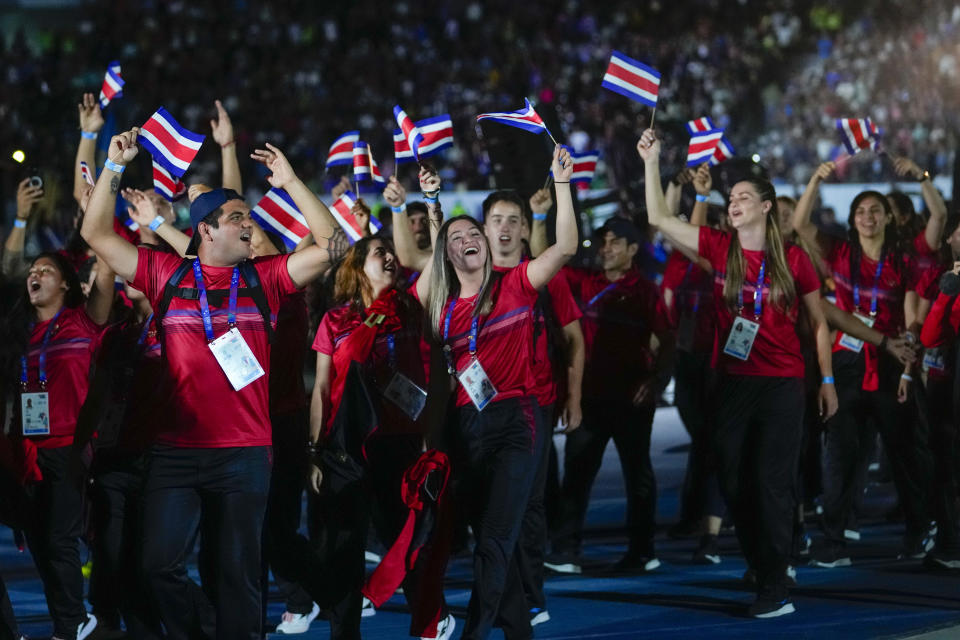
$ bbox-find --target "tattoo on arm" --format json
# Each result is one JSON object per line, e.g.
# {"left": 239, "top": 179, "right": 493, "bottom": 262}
{"left": 110, "top": 175, "right": 120, "bottom": 194}
{"left": 327, "top": 228, "right": 349, "bottom": 263}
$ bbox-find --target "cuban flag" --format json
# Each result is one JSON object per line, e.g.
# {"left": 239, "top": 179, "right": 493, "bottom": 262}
{"left": 152, "top": 160, "right": 187, "bottom": 202}
{"left": 709, "top": 137, "right": 735, "bottom": 166}
{"left": 686, "top": 129, "right": 725, "bottom": 167}
{"left": 394, "top": 114, "right": 454, "bottom": 164}
{"left": 569, "top": 149, "right": 600, "bottom": 185}
{"left": 394, "top": 105, "right": 425, "bottom": 162}
{"left": 326, "top": 130, "right": 360, "bottom": 168}
{"left": 99, "top": 61, "right": 124, "bottom": 109}
{"left": 329, "top": 189, "right": 383, "bottom": 244}
{"left": 138, "top": 107, "right": 205, "bottom": 178}
{"left": 250, "top": 188, "right": 311, "bottom": 250}
{"left": 476, "top": 98, "right": 552, "bottom": 137}
{"left": 601, "top": 51, "right": 660, "bottom": 108}
{"left": 836, "top": 118, "right": 879, "bottom": 155}
{"left": 79, "top": 161, "right": 95, "bottom": 186}
{"left": 686, "top": 117, "right": 716, "bottom": 135}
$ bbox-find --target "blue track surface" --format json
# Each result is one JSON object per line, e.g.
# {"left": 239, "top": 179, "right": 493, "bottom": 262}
{"left": 3, "top": 407, "right": 959, "bottom": 639}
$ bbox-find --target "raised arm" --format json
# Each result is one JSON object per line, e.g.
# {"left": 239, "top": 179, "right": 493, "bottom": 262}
{"left": 251, "top": 143, "right": 348, "bottom": 287}
{"left": 526, "top": 146, "right": 578, "bottom": 290}
{"left": 892, "top": 155, "right": 947, "bottom": 252}
{"left": 528, "top": 187, "right": 553, "bottom": 258}
{"left": 3, "top": 179, "right": 44, "bottom": 278}
{"left": 79, "top": 128, "right": 140, "bottom": 283}
{"left": 637, "top": 129, "right": 700, "bottom": 255}
{"left": 792, "top": 161, "right": 835, "bottom": 247}
{"left": 414, "top": 166, "right": 443, "bottom": 303}
{"left": 385, "top": 177, "right": 429, "bottom": 271}
{"left": 664, "top": 168, "right": 690, "bottom": 217}
{"left": 690, "top": 164, "right": 711, "bottom": 227}
{"left": 211, "top": 100, "right": 242, "bottom": 194}
{"left": 74, "top": 93, "right": 104, "bottom": 204}
{"left": 124, "top": 188, "right": 191, "bottom": 256}
{"left": 85, "top": 253, "right": 117, "bottom": 326}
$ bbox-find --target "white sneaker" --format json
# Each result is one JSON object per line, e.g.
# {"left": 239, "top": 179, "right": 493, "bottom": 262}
{"left": 364, "top": 550, "right": 382, "bottom": 564}
{"left": 275, "top": 603, "right": 320, "bottom": 634}
{"left": 843, "top": 529, "right": 861, "bottom": 541}
{"left": 361, "top": 596, "right": 376, "bottom": 617}
{"left": 77, "top": 613, "right": 98, "bottom": 640}
{"left": 421, "top": 613, "right": 456, "bottom": 640}
{"left": 530, "top": 607, "right": 551, "bottom": 625}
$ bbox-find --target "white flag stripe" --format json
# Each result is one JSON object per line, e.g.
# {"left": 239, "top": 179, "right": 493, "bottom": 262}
{"left": 152, "top": 115, "right": 204, "bottom": 150}
{"left": 139, "top": 129, "right": 191, "bottom": 171}
{"left": 609, "top": 56, "right": 661, "bottom": 85}
{"left": 602, "top": 75, "right": 657, "bottom": 101}
{"left": 252, "top": 208, "right": 304, "bottom": 246}
{"left": 264, "top": 191, "right": 309, "bottom": 226}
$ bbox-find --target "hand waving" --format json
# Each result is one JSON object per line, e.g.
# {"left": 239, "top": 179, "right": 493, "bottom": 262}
{"left": 210, "top": 100, "right": 235, "bottom": 148}
{"left": 251, "top": 143, "right": 297, "bottom": 189}
{"left": 78, "top": 93, "right": 104, "bottom": 133}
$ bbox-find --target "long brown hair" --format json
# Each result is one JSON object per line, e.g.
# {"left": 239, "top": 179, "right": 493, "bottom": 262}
{"left": 334, "top": 236, "right": 389, "bottom": 310}
{"left": 722, "top": 178, "right": 796, "bottom": 313}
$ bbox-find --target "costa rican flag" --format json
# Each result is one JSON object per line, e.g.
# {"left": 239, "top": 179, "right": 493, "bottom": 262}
{"left": 686, "top": 117, "right": 716, "bottom": 135}
{"left": 601, "top": 51, "right": 660, "bottom": 107}
{"left": 329, "top": 189, "right": 382, "bottom": 244}
{"left": 476, "top": 98, "right": 552, "bottom": 136}
{"left": 99, "top": 61, "right": 124, "bottom": 109}
{"left": 569, "top": 149, "right": 600, "bottom": 185}
{"left": 836, "top": 118, "right": 879, "bottom": 155}
{"left": 352, "top": 142, "right": 385, "bottom": 185}
{"left": 394, "top": 114, "right": 454, "bottom": 164}
{"left": 686, "top": 129, "right": 725, "bottom": 167}
{"left": 326, "top": 130, "right": 359, "bottom": 168}
{"left": 138, "top": 107, "right": 205, "bottom": 178}
{"left": 79, "top": 161, "right": 95, "bottom": 186}
{"left": 152, "top": 160, "right": 187, "bottom": 202}
{"left": 709, "top": 136, "right": 735, "bottom": 166}
{"left": 250, "top": 188, "right": 310, "bottom": 250}
{"left": 394, "top": 105, "right": 425, "bottom": 162}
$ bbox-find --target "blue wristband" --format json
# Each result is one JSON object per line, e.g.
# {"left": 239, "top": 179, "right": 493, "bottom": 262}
{"left": 390, "top": 205, "right": 406, "bottom": 214}
{"left": 695, "top": 194, "right": 708, "bottom": 202}
{"left": 532, "top": 213, "right": 547, "bottom": 221}
{"left": 13, "top": 218, "right": 27, "bottom": 229}
{"left": 104, "top": 158, "right": 125, "bottom": 173}
{"left": 822, "top": 376, "right": 835, "bottom": 385}
{"left": 423, "top": 195, "right": 438, "bottom": 205}
{"left": 80, "top": 131, "right": 97, "bottom": 140}
{"left": 148, "top": 216, "right": 165, "bottom": 231}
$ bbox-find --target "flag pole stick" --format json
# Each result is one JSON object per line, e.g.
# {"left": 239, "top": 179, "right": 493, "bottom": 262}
{"left": 649, "top": 106, "right": 657, "bottom": 129}
{"left": 543, "top": 171, "right": 554, "bottom": 191}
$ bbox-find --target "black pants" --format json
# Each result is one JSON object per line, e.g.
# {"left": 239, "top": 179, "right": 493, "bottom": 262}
{"left": 924, "top": 377, "right": 959, "bottom": 552}
{"left": 448, "top": 397, "right": 539, "bottom": 640}
{"left": 0, "top": 568, "right": 18, "bottom": 640}
{"left": 264, "top": 408, "right": 314, "bottom": 615}
{"left": 141, "top": 445, "right": 271, "bottom": 640}
{"left": 674, "top": 351, "right": 725, "bottom": 521}
{"left": 88, "top": 451, "right": 163, "bottom": 638}
{"left": 713, "top": 375, "right": 803, "bottom": 591}
{"left": 821, "top": 350, "right": 930, "bottom": 545}
{"left": 552, "top": 398, "right": 657, "bottom": 557}
{"left": 516, "top": 402, "right": 553, "bottom": 612}
{"left": 25, "top": 445, "right": 86, "bottom": 640}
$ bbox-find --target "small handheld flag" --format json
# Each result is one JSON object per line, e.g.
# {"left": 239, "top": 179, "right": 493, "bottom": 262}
{"left": 251, "top": 188, "right": 311, "bottom": 250}
{"left": 79, "top": 161, "right": 95, "bottom": 186}
{"left": 329, "top": 189, "right": 383, "bottom": 244}
{"left": 602, "top": 51, "right": 661, "bottom": 109}
{"left": 686, "top": 129, "right": 725, "bottom": 167}
{"left": 394, "top": 105, "right": 425, "bottom": 163}
{"left": 152, "top": 160, "right": 187, "bottom": 202}
{"left": 686, "top": 117, "right": 716, "bottom": 135}
{"left": 353, "top": 141, "right": 373, "bottom": 182}
{"left": 99, "top": 61, "right": 124, "bottom": 109}
{"left": 709, "top": 137, "right": 735, "bottom": 166}
{"left": 394, "top": 114, "right": 454, "bottom": 164}
{"left": 138, "top": 107, "right": 205, "bottom": 178}
{"left": 568, "top": 150, "right": 600, "bottom": 185}
{"left": 836, "top": 118, "right": 879, "bottom": 155}
{"left": 476, "top": 99, "right": 557, "bottom": 144}
{"left": 326, "top": 130, "right": 360, "bottom": 168}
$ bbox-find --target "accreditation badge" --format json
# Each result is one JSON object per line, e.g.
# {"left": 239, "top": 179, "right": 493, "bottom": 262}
{"left": 208, "top": 327, "right": 265, "bottom": 391}
{"left": 457, "top": 357, "right": 498, "bottom": 411}
{"left": 722, "top": 317, "right": 760, "bottom": 361}
{"left": 923, "top": 347, "right": 946, "bottom": 372}
{"left": 384, "top": 372, "right": 428, "bottom": 420}
{"left": 837, "top": 313, "right": 875, "bottom": 354}
{"left": 21, "top": 391, "right": 50, "bottom": 436}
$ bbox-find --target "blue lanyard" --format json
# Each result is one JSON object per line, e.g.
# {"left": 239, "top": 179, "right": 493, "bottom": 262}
{"left": 137, "top": 313, "right": 155, "bottom": 348}
{"left": 587, "top": 283, "right": 617, "bottom": 307}
{"left": 853, "top": 252, "right": 884, "bottom": 317}
{"left": 441, "top": 297, "right": 480, "bottom": 373}
{"left": 21, "top": 308, "right": 64, "bottom": 388}
{"left": 681, "top": 263, "right": 700, "bottom": 314}
{"left": 737, "top": 258, "right": 765, "bottom": 321}
{"left": 386, "top": 333, "right": 397, "bottom": 370}
{"left": 192, "top": 259, "right": 240, "bottom": 342}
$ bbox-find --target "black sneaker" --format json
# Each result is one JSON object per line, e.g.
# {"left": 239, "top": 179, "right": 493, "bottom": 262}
{"left": 607, "top": 551, "right": 661, "bottom": 574}
{"left": 742, "top": 567, "right": 756, "bottom": 585}
{"left": 809, "top": 543, "right": 851, "bottom": 568}
{"left": 544, "top": 552, "right": 582, "bottom": 574}
{"left": 693, "top": 534, "right": 721, "bottom": 564}
{"left": 899, "top": 531, "right": 935, "bottom": 559}
{"left": 668, "top": 519, "right": 701, "bottom": 539}
{"left": 748, "top": 594, "right": 796, "bottom": 618}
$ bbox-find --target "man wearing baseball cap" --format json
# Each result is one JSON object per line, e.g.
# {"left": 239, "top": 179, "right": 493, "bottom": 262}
{"left": 547, "top": 215, "right": 675, "bottom": 575}
{"left": 81, "top": 128, "right": 347, "bottom": 640}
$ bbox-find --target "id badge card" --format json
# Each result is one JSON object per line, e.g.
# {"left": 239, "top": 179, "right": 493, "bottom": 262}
{"left": 723, "top": 317, "right": 760, "bottom": 361}
{"left": 837, "top": 313, "right": 875, "bottom": 354}
{"left": 677, "top": 313, "right": 696, "bottom": 353}
{"left": 208, "top": 327, "right": 265, "bottom": 391}
{"left": 923, "top": 347, "right": 946, "bottom": 372}
{"left": 384, "top": 372, "right": 428, "bottom": 420}
{"left": 457, "top": 357, "right": 498, "bottom": 411}
{"left": 21, "top": 391, "right": 50, "bottom": 436}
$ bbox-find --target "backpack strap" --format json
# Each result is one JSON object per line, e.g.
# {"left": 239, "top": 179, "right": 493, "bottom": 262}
{"left": 239, "top": 259, "right": 275, "bottom": 344}
{"left": 155, "top": 258, "right": 194, "bottom": 341}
